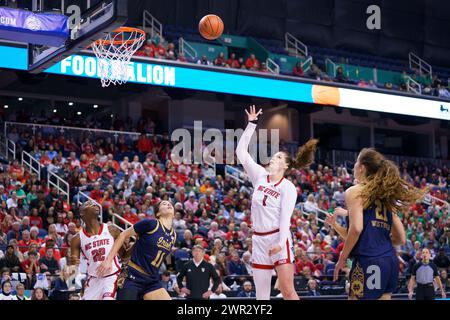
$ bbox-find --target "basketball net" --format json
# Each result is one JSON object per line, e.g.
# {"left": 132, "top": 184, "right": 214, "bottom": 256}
{"left": 91, "top": 27, "right": 146, "bottom": 88}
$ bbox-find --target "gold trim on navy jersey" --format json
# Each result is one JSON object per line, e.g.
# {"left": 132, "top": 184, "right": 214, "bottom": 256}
{"left": 146, "top": 220, "right": 160, "bottom": 235}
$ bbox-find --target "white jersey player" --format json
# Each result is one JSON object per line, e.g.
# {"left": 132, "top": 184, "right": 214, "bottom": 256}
{"left": 236, "top": 105, "right": 318, "bottom": 300}
{"left": 71, "top": 201, "right": 124, "bottom": 300}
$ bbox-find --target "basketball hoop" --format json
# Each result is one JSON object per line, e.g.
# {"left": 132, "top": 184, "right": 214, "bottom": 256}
{"left": 91, "top": 26, "right": 146, "bottom": 87}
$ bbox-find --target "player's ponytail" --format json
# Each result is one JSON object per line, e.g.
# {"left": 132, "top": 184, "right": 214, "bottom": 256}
{"left": 358, "top": 148, "right": 427, "bottom": 214}
{"left": 285, "top": 138, "right": 319, "bottom": 170}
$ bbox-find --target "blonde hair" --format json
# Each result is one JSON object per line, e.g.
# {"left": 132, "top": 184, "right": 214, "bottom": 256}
{"left": 358, "top": 148, "right": 427, "bottom": 214}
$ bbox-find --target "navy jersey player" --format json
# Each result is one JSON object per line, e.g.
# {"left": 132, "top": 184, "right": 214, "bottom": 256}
{"left": 327, "top": 148, "right": 425, "bottom": 300}
{"left": 97, "top": 200, "right": 176, "bottom": 300}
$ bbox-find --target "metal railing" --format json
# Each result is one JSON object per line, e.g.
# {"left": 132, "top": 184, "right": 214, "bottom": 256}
{"left": 5, "top": 121, "right": 141, "bottom": 144}
{"left": 285, "top": 32, "right": 308, "bottom": 57}
{"left": 48, "top": 171, "right": 70, "bottom": 204}
{"left": 299, "top": 203, "right": 328, "bottom": 224}
{"left": 224, "top": 165, "right": 247, "bottom": 184}
{"left": 143, "top": 10, "right": 163, "bottom": 40}
{"left": 409, "top": 52, "right": 432, "bottom": 76}
{"left": 423, "top": 194, "right": 450, "bottom": 211}
{"left": 302, "top": 56, "right": 313, "bottom": 73}
{"left": 0, "top": 134, "right": 6, "bottom": 159}
{"left": 325, "top": 58, "right": 337, "bottom": 78}
{"left": 6, "top": 139, "right": 16, "bottom": 160}
{"left": 77, "top": 191, "right": 103, "bottom": 223}
{"left": 112, "top": 213, "right": 133, "bottom": 232}
{"left": 178, "top": 37, "right": 197, "bottom": 61}
{"left": 203, "top": 155, "right": 217, "bottom": 179}
{"left": 266, "top": 58, "right": 280, "bottom": 75}
{"left": 406, "top": 76, "right": 422, "bottom": 95}
{"left": 21, "top": 151, "right": 42, "bottom": 181}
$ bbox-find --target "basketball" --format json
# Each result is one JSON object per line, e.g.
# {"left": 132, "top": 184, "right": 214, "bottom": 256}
{"left": 199, "top": 14, "right": 224, "bottom": 40}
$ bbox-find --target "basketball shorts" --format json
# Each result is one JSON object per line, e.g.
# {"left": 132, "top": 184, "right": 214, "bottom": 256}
{"left": 251, "top": 230, "right": 294, "bottom": 270}
{"left": 349, "top": 253, "right": 399, "bottom": 300}
{"left": 82, "top": 272, "right": 119, "bottom": 300}
{"left": 117, "top": 265, "right": 163, "bottom": 300}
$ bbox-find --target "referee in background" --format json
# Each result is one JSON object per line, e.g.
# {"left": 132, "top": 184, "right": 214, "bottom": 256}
{"left": 408, "top": 248, "right": 447, "bottom": 300}
{"left": 177, "top": 245, "right": 220, "bottom": 300}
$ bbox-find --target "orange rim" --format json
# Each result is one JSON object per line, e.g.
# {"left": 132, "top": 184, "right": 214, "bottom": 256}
{"left": 93, "top": 26, "right": 146, "bottom": 46}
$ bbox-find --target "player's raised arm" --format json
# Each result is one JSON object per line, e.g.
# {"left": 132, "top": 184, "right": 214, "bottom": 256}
{"left": 236, "top": 105, "right": 267, "bottom": 184}
{"left": 108, "top": 224, "right": 134, "bottom": 261}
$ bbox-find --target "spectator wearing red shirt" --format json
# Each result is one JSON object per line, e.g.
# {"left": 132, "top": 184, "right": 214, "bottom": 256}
{"left": 293, "top": 61, "right": 304, "bottom": 77}
{"left": 21, "top": 251, "right": 41, "bottom": 276}
{"left": 89, "top": 182, "right": 103, "bottom": 202}
{"left": 138, "top": 134, "right": 152, "bottom": 154}
{"left": 142, "top": 45, "right": 155, "bottom": 58}
{"left": 67, "top": 152, "right": 80, "bottom": 170}
{"left": 227, "top": 53, "right": 240, "bottom": 69}
{"left": 214, "top": 52, "right": 226, "bottom": 67}
{"left": 81, "top": 138, "right": 94, "bottom": 154}
{"left": 18, "top": 230, "right": 32, "bottom": 253}
{"left": 38, "top": 239, "right": 61, "bottom": 263}
{"left": 79, "top": 154, "right": 90, "bottom": 170}
{"left": 39, "top": 152, "right": 52, "bottom": 167}
{"left": 29, "top": 227, "right": 43, "bottom": 246}
{"left": 106, "top": 154, "right": 120, "bottom": 172}
{"left": 245, "top": 54, "right": 260, "bottom": 71}
{"left": 295, "top": 251, "right": 316, "bottom": 275}
{"left": 123, "top": 205, "right": 139, "bottom": 225}
{"left": 9, "top": 160, "right": 25, "bottom": 180}
{"left": 177, "top": 53, "right": 187, "bottom": 62}
{"left": 260, "top": 62, "right": 269, "bottom": 73}
{"left": 86, "top": 164, "right": 100, "bottom": 183}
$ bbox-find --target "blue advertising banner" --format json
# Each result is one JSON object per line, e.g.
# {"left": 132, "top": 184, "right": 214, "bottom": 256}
{"left": 0, "top": 43, "right": 449, "bottom": 121}
{"left": 0, "top": 8, "right": 69, "bottom": 46}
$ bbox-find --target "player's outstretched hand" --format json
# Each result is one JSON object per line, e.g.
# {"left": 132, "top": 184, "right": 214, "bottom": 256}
{"left": 97, "top": 259, "right": 112, "bottom": 277}
{"left": 333, "top": 257, "right": 346, "bottom": 282}
{"left": 245, "top": 105, "right": 263, "bottom": 122}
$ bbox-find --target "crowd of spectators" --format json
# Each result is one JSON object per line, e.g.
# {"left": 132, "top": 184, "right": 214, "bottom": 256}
{"left": 0, "top": 117, "right": 449, "bottom": 299}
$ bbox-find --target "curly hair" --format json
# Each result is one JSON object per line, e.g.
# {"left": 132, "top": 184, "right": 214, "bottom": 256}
{"left": 358, "top": 148, "right": 427, "bottom": 214}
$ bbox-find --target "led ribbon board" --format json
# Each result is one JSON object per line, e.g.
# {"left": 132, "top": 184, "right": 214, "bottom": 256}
{"left": 0, "top": 44, "right": 449, "bottom": 121}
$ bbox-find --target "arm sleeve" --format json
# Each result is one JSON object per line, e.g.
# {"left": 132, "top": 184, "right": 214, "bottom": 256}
{"left": 236, "top": 122, "right": 267, "bottom": 185}
{"left": 411, "top": 263, "right": 418, "bottom": 276}
{"left": 277, "top": 183, "right": 297, "bottom": 249}
{"left": 133, "top": 219, "right": 157, "bottom": 235}
{"left": 210, "top": 264, "right": 220, "bottom": 292}
{"left": 432, "top": 263, "right": 439, "bottom": 277}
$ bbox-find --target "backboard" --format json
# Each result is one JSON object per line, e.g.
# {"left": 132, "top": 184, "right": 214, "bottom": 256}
{"left": 0, "top": 0, "right": 128, "bottom": 73}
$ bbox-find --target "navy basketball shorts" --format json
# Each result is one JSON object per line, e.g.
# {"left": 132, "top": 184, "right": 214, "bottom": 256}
{"left": 349, "top": 253, "right": 399, "bottom": 300}
{"left": 117, "top": 266, "right": 163, "bottom": 300}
